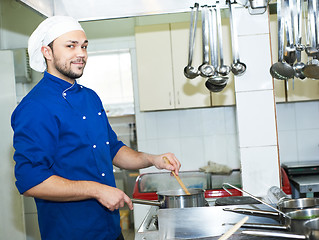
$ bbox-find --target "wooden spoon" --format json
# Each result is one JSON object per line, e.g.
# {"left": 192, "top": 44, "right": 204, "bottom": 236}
{"left": 163, "top": 156, "right": 191, "bottom": 195}
{"left": 218, "top": 216, "right": 249, "bottom": 240}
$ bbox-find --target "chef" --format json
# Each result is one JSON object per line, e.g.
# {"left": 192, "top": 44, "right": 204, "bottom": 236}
{"left": 11, "top": 16, "right": 181, "bottom": 240}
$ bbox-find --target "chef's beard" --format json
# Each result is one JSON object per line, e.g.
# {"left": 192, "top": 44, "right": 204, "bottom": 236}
{"left": 54, "top": 59, "right": 86, "bottom": 80}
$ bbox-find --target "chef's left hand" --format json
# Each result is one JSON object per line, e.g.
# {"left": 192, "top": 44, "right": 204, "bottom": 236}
{"left": 152, "top": 153, "right": 181, "bottom": 175}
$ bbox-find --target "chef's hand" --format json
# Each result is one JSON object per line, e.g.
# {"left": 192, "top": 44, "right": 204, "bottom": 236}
{"left": 96, "top": 185, "right": 133, "bottom": 211}
{"left": 152, "top": 153, "right": 181, "bottom": 175}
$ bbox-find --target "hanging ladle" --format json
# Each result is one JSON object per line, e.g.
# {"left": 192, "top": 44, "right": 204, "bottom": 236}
{"left": 283, "top": 0, "right": 296, "bottom": 66}
{"left": 206, "top": 7, "right": 228, "bottom": 92}
{"left": 303, "top": 0, "right": 319, "bottom": 79}
{"left": 293, "top": 0, "right": 306, "bottom": 79}
{"left": 269, "top": 0, "right": 294, "bottom": 80}
{"left": 184, "top": 3, "right": 200, "bottom": 79}
{"left": 198, "top": 5, "right": 215, "bottom": 77}
{"left": 305, "top": 0, "right": 318, "bottom": 57}
{"left": 216, "top": 4, "right": 231, "bottom": 76}
{"left": 228, "top": 0, "right": 246, "bottom": 76}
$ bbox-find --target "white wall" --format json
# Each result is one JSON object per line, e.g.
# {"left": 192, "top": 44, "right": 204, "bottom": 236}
{"left": 0, "top": 50, "right": 26, "bottom": 240}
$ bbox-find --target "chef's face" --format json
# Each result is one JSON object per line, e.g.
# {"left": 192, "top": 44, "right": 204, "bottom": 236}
{"left": 45, "top": 30, "right": 88, "bottom": 83}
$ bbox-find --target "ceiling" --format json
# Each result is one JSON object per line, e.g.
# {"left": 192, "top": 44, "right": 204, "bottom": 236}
{"left": 17, "top": 0, "right": 239, "bottom": 21}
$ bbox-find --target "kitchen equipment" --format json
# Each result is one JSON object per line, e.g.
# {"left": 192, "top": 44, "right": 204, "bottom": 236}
{"left": 131, "top": 188, "right": 206, "bottom": 208}
{"left": 216, "top": 4, "right": 231, "bottom": 77}
{"left": 216, "top": 196, "right": 261, "bottom": 206}
{"left": 184, "top": 3, "right": 200, "bottom": 79}
{"left": 163, "top": 156, "right": 190, "bottom": 195}
{"left": 225, "top": 208, "right": 319, "bottom": 234}
{"left": 267, "top": 185, "right": 290, "bottom": 204}
{"left": 270, "top": 0, "right": 295, "bottom": 80}
{"left": 282, "top": 161, "right": 319, "bottom": 198}
{"left": 303, "top": 0, "right": 319, "bottom": 79}
{"left": 249, "top": 0, "right": 268, "bottom": 9}
{"left": 283, "top": 0, "right": 296, "bottom": 66}
{"left": 198, "top": 5, "right": 215, "bottom": 77}
{"left": 293, "top": 0, "right": 306, "bottom": 79}
{"left": 228, "top": 0, "right": 247, "bottom": 76}
{"left": 242, "top": 218, "right": 319, "bottom": 240}
{"left": 205, "top": 7, "right": 228, "bottom": 92}
{"left": 222, "top": 182, "right": 289, "bottom": 218}
{"left": 278, "top": 198, "right": 319, "bottom": 212}
{"left": 218, "top": 216, "right": 249, "bottom": 240}
{"left": 155, "top": 204, "right": 280, "bottom": 240}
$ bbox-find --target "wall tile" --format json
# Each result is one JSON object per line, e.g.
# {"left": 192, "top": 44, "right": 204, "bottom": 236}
{"left": 180, "top": 137, "right": 205, "bottom": 171}
{"left": 295, "top": 101, "right": 319, "bottom": 130}
{"left": 203, "top": 135, "right": 227, "bottom": 166}
{"left": 297, "top": 129, "right": 319, "bottom": 161}
{"left": 137, "top": 139, "right": 159, "bottom": 154}
{"left": 235, "top": 34, "right": 273, "bottom": 92}
{"left": 276, "top": 103, "right": 297, "bottom": 131}
{"left": 224, "top": 106, "right": 237, "bottom": 134}
{"left": 135, "top": 112, "right": 146, "bottom": 141}
{"left": 178, "top": 109, "right": 203, "bottom": 137}
{"left": 236, "top": 90, "right": 277, "bottom": 147}
{"left": 235, "top": 7, "right": 269, "bottom": 36}
{"left": 277, "top": 130, "right": 299, "bottom": 163}
{"left": 201, "top": 107, "right": 226, "bottom": 135}
{"left": 225, "top": 134, "right": 241, "bottom": 169}
{"left": 157, "top": 138, "right": 182, "bottom": 159}
{"left": 156, "top": 110, "right": 180, "bottom": 139}
{"left": 240, "top": 146, "right": 280, "bottom": 196}
{"left": 144, "top": 112, "right": 159, "bottom": 139}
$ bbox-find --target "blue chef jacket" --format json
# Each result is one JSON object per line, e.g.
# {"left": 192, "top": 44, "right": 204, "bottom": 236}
{"left": 11, "top": 72, "right": 125, "bottom": 240}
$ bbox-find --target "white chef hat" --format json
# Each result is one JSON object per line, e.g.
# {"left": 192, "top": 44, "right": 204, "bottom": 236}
{"left": 28, "top": 16, "right": 84, "bottom": 72}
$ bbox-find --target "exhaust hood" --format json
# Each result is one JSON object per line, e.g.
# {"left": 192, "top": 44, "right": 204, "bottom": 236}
{"left": 17, "top": 0, "right": 235, "bottom": 21}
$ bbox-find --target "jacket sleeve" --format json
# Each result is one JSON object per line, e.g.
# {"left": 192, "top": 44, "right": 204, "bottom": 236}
{"left": 11, "top": 100, "right": 57, "bottom": 194}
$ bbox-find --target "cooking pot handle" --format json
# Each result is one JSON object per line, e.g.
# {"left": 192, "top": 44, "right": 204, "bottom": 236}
{"left": 223, "top": 208, "right": 280, "bottom": 218}
{"left": 131, "top": 198, "right": 162, "bottom": 207}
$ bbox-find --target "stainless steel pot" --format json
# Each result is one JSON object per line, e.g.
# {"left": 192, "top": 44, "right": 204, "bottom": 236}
{"left": 278, "top": 198, "right": 319, "bottom": 213}
{"left": 131, "top": 188, "right": 206, "bottom": 208}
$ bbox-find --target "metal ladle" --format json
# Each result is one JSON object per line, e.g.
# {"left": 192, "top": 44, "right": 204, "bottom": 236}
{"left": 205, "top": 7, "right": 228, "bottom": 92}
{"left": 216, "top": 4, "right": 231, "bottom": 76}
{"left": 303, "top": 0, "right": 319, "bottom": 79}
{"left": 269, "top": 0, "right": 294, "bottom": 80}
{"left": 184, "top": 3, "right": 200, "bottom": 79}
{"left": 228, "top": 0, "right": 246, "bottom": 76}
{"left": 283, "top": 0, "right": 296, "bottom": 66}
{"left": 198, "top": 5, "right": 215, "bottom": 77}
{"left": 293, "top": 0, "right": 306, "bottom": 79}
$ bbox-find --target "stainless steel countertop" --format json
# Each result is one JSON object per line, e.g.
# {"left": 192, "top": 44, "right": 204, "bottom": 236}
{"left": 290, "top": 175, "right": 319, "bottom": 193}
{"left": 135, "top": 203, "right": 291, "bottom": 240}
{"left": 158, "top": 204, "right": 280, "bottom": 239}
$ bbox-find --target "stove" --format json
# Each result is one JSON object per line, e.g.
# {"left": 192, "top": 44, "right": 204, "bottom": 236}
{"left": 135, "top": 203, "right": 290, "bottom": 240}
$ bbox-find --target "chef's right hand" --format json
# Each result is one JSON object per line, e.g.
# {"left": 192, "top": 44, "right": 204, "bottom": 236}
{"left": 97, "top": 185, "right": 133, "bottom": 211}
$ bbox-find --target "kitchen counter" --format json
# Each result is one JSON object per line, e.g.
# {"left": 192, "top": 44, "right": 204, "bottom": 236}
{"left": 136, "top": 203, "right": 292, "bottom": 240}
{"left": 290, "top": 175, "right": 319, "bottom": 197}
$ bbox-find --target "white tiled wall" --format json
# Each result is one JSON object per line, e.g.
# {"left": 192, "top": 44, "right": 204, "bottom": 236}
{"left": 276, "top": 101, "right": 319, "bottom": 164}
{"left": 136, "top": 107, "right": 241, "bottom": 173}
